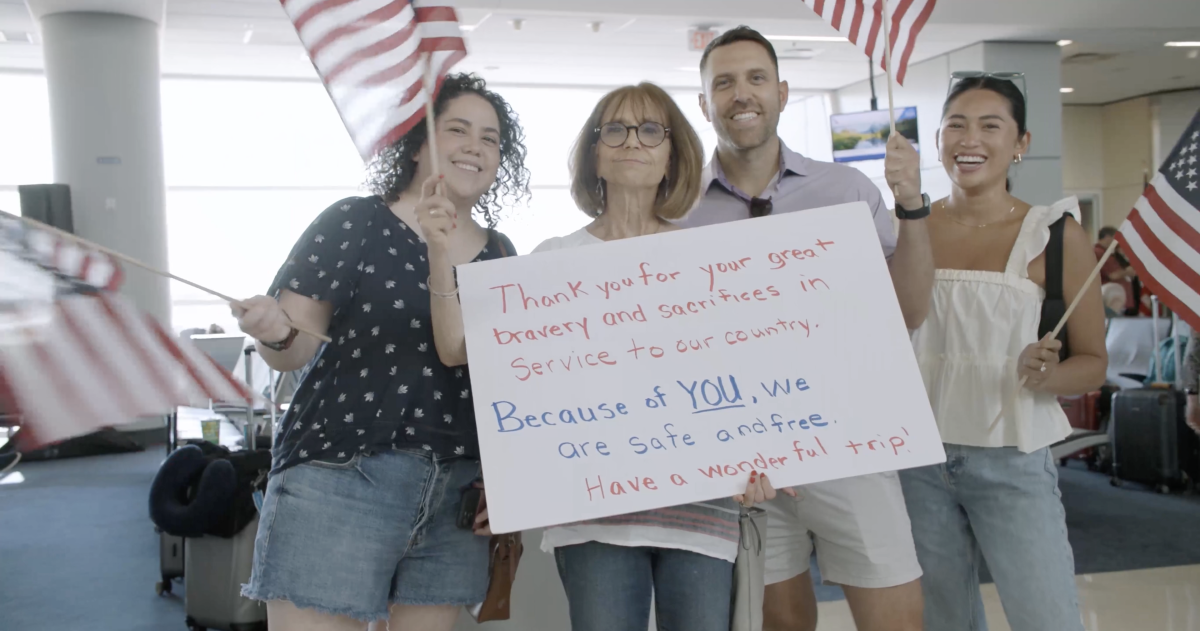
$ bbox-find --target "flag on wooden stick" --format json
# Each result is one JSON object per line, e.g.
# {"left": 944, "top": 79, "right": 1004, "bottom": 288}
{"left": 281, "top": 0, "right": 468, "bottom": 161}
{"left": 1114, "top": 108, "right": 1200, "bottom": 330}
{"left": 799, "top": 0, "right": 937, "bottom": 86}
{"left": 0, "top": 216, "right": 257, "bottom": 450}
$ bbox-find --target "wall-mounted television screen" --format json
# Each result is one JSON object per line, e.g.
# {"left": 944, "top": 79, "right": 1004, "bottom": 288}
{"left": 830, "top": 106, "right": 919, "bottom": 163}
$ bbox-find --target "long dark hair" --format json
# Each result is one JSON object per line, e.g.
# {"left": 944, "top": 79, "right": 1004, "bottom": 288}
{"left": 942, "top": 76, "right": 1027, "bottom": 191}
{"left": 365, "top": 73, "right": 531, "bottom": 228}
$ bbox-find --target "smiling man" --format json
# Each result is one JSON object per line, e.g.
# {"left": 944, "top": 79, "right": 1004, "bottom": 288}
{"left": 678, "top": 26, "right": 934, "bottom": 631}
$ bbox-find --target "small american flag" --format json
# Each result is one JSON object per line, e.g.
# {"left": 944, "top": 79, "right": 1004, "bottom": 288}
{"left": 800, "top": 0, "right": 937, "bottom": 86}
{"left": 281, "top": 0, "right": 467, "bottom": 161}
{"left": 3, "top": 213, "right": 124, "bottom": 292}
{"left": 0, "top": 292, "right": 255, "bottom": 450}
{"left": 1, "top": 218, "right": 256, "bottom": 449}
{"left": 1115, "top": 109, "right": 1200, "bottom": 330}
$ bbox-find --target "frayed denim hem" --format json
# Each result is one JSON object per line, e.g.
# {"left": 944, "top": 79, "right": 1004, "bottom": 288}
{"left": 388, "top": 595, "right": 485, "bottom": 608}
{"left": 240, "top": 585, "right": 387, "bottom": 622}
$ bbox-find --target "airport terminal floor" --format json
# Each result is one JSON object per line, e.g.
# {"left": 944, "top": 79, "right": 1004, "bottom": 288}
{"left": 3, "top": 440, "right": 1200, "bottom": 630}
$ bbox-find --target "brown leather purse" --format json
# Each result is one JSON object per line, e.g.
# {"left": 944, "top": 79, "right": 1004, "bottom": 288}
{"left": 472, "top": 531, "right": 523, "bottom": 622}
{"left": 469, "top": 484, "right": 522, "bottom": 622}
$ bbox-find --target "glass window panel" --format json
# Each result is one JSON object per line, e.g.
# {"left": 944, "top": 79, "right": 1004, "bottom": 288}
{"left": 0, "top": 74, "right": 53, "bottom": 186}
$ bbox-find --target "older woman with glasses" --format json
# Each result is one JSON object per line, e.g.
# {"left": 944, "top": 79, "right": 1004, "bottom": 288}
{"left": 529, "top": 82, "right": 790, "bottom": 631}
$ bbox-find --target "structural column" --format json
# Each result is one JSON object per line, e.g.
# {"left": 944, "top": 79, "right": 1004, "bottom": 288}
{"left": 978, "top": 41, "right": 1065, "bottom": 206}
{"left": 31, "top": 2, "right": 171, "bottom": 325}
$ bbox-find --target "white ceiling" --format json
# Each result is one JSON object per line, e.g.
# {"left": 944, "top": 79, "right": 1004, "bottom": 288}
{"left": 0, "top": 0, "right": 1197, "bottom": 104}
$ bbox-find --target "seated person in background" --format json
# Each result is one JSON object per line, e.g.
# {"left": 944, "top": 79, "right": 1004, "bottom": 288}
{"left": 1101, "top": 283, "right": 1126, "bottom": 318}
{"left": 532, "top": 81, "right": 790, "bottom": 631}
{"left": 1095, "top": 226, "right": 1136, "bottom": 315}
{"left": 903, "top": 75, "right": 1107, "bottom": 631}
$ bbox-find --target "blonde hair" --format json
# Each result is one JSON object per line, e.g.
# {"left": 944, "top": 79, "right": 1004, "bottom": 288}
{"left": 569, "top": 83, "right": 704, "bottom": 220}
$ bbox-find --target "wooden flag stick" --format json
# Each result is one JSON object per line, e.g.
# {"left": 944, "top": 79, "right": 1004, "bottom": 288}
{"left": 987, "top": 238, "right": 1118, "bottom": 432}
{"left": 879, "top": 0, "right": 902, "bottom": 202}
{"left": 422, "top": 52, "right": 441, "bottom": 181}
{"left": 11, "top": 214, "right": 333, "bottom": 344}
{"left": 880, "top": 0, "right": 897, "bottom": 135}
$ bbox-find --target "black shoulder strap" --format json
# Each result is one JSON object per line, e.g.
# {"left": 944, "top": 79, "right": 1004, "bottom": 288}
{"left": 1038, "top": 214, "right": 1071, "bottom": 360}
{"left": 1044, "top": 215, "right": 1067, "bottom": 302}
{"left": 491, "top": 230, "right": 517, "bottom": 258}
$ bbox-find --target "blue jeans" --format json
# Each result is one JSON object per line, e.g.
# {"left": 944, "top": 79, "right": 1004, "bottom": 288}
{"left": 554, "top": 542, "right": 733, "bottom": 631}
{"left": 899, "top": 444, "right": 1084, "bottom": 631}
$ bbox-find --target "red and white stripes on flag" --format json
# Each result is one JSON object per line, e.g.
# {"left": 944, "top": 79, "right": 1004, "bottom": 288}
{"left": 799, "top": 0, "right": 937, "bottom": 85}
{"left": 0, "top": 293, "right": 254, "bottom": 449}
{"left": 24, "top": 224, "right": 124, "bottom": 291}
{"left": 281, "top": 0, "right": 467, "bottom": 161}
{"left": 1115, "top": 109, "right": 1200, "bottom": 330}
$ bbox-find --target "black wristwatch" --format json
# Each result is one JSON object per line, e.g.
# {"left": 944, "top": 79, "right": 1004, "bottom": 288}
{"left": 895, "top": 193, "right": 931, "bottom": 220}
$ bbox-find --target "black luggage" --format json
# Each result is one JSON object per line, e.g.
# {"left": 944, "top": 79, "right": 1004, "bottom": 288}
{"left": 1110, "top": 387, "right": 1200, "bottom": 492}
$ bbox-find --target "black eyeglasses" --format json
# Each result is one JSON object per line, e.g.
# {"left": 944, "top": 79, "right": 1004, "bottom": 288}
{"left": 595, "top": 122, "right": 670, "bottom": 148}
{"left": 749, "top": 197, "right": 773, "bottom": 218}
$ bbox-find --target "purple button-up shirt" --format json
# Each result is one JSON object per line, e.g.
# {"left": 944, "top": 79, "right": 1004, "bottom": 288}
{"left": 678, "top": 142, "right": 896, "bottom": 260}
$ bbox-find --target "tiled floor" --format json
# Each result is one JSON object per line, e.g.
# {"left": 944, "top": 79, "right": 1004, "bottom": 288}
{"left": 815, "top": 565, "right": 1200, "bottom": 630}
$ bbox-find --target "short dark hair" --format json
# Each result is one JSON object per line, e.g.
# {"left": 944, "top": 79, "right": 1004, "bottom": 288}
{"left": 1098, "top": 226, "right": 1118, "bottom": 240}
{"left": 699, "top": 26, "right": 779, "bottom": 76}
{"left": 365, "top": 73, "right": 531, "bottom": 229}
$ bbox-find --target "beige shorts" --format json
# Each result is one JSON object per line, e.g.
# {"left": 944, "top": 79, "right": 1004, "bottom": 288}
{"left": 762, "top": 471, "right": 923, "bottom": 589}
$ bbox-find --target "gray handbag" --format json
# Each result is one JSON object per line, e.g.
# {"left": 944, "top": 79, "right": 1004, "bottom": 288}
{"left": 731, "top": 506, "right": 768, "bottom": 631}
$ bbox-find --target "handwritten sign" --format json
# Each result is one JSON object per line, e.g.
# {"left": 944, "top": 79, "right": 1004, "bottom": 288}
{"left": 457, "top": 203, "right": 944, "bottom": 534}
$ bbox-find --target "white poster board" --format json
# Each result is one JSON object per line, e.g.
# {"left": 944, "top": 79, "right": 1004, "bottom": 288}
{"left": 457, "top": 203, "right": 944, "bottom": 534}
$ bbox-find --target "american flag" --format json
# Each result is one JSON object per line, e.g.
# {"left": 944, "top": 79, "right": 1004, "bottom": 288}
{"left": 281, "top": 0, "right": 468, "bottom": 161}
{"left": 1115, "top": 109, "right": 1200, "bottom": 330}
{"left": 0, "top": 292, "right": 256, "bottom": 450}
{"left": 800, "top": 0, "right": 937, "bottom": 86}
{"left": 25, "top": 227, "right": 124, "bottom": 292}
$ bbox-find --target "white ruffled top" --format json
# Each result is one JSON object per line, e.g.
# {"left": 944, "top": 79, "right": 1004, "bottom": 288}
{"left": 910, "top": 197, "right": 1080, "bottom": 453}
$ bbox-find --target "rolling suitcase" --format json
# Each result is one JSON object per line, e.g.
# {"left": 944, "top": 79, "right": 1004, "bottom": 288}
{"left": 157, "top": 530, "right": 185, "bottom": 595}
{"left": 1110, "top": 387, "right": 1200, "bottom": 492}
{"left": 158, "top": 410, "right": 185, "bottom": 596}
{"left": 184, "top": 515, "right": 267, "bottom": 631}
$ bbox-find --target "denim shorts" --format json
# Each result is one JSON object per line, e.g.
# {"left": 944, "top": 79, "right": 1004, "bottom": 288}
{"left": 241, "top": 449, "right": 490, "bottom": 622}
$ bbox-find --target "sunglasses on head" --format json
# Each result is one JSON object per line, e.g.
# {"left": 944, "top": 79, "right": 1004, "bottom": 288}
{"left": 947, "top": 71, "right": 1027, "bottom": 101}
{"left": 749, "top": 197, "right": 773, "bottom": 218}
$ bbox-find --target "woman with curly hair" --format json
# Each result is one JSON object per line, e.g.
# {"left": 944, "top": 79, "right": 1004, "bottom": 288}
{"left": 235, "top": 73, "right": 530, "bottom": 631}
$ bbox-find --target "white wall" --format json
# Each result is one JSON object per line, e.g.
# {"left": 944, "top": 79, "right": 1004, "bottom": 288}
{"left": 1062, "top": 105, "right": 1104, "bottom": 192}
{"left": 1153, "top": 89, "right": 1200, "bottom": 166}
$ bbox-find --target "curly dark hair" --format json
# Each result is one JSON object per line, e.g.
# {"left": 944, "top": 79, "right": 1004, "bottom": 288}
{"left": 365, "top": 73, "right": 531, "bottom": 228}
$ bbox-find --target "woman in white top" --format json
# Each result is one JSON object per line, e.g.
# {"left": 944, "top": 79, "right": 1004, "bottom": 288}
{"left": 531, "top": 82, "right": 790, "bottom": 631}
{"left": 902, "top": 76, "right": 1107, "bottom": 631}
